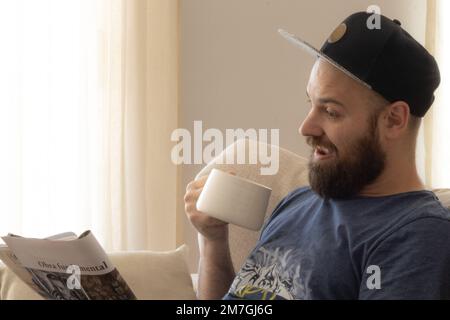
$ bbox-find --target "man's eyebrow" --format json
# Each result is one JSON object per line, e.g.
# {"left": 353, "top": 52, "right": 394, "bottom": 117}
{"left": 306, "top": 91, "right": 346, "bottom": 109}
{"left": 318, "top": 97, "right": 346, "bottom": 108}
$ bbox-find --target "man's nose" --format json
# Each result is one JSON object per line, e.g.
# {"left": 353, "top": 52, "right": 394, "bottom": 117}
{"left": 299, "top": 109, "right": 324, "bottom": 137}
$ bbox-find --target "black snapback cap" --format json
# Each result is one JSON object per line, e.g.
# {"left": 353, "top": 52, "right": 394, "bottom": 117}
{"left": 279, "top": 11, "right": 440, "bottom": 117}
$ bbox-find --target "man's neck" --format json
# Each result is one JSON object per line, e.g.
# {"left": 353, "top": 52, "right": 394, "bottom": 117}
{"left": 359, "top": 158, "right": 425, "bottom": 197}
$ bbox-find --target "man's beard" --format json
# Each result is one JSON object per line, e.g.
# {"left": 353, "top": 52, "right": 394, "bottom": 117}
{"left": 307, "top": 121, "right": 386, "bottom": 199}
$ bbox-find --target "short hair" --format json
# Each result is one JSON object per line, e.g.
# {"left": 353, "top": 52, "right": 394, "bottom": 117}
{"left": 408, "top": 114, "right": 421, "bottom": 132}
{"left": 366, "top": 89, "right": 421, "bottom": 134}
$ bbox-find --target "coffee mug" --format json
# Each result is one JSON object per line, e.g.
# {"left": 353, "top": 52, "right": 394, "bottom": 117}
{"left": 196, "top": 169, "right": 272, "bottom": 231}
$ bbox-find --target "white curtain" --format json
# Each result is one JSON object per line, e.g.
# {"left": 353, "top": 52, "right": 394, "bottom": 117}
{"left": 418, "top": 0, "right": 450, "bottom": 189}
{"left": 0, "top": 0, "right": 180, "bottom": 252}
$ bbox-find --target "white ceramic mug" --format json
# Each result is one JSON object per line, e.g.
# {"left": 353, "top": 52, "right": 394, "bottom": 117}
{"left": 196, "top": 169, "right": 272, "bottom": 231}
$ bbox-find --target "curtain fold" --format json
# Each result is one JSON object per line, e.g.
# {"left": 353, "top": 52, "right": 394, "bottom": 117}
{"left": 93, "top": 0, "right": 180, "bottom": 251}
{"left": 420, "top": 0, "right": 450, "bottom": 189}
{"left": 0, "top": 0, "right": 180, "bottom": 252}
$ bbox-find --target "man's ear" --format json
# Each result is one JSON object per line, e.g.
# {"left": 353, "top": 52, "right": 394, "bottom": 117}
{"left": 380, "top": 101, "right": 410, "bottom": 139}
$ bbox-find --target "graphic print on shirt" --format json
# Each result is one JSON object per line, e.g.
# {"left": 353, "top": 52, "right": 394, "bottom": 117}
{"left": 228, "top": 245, "right": 312, "bottom": 300}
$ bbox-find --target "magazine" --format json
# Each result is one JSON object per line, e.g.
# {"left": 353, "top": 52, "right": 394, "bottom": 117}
{"left": 0, "top": 230, "right": 136, "bottom": 300}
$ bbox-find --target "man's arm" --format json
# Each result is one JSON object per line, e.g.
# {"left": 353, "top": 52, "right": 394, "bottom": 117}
{"left": 184, "top": 173, "right": 237, "bottom": 300}
{"left": 197, "top": 233, "right": 236, "bottom": 300}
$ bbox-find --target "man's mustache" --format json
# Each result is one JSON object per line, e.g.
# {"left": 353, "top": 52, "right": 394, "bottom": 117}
{"left": 306, "top": 136, "right": 337, "bottom": 153}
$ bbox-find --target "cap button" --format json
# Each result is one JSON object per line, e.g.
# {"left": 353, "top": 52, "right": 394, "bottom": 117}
{"left": 393, "top": 19, "right": 401, "bottom": 26}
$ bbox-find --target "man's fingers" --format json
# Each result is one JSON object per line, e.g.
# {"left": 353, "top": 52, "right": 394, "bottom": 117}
{"left": 186, "top": 175, "right": 209, "bottom": 191}
{"left": 186, "top": 170, "right": 237, "bottom": 192}
{"left": 184, "top": 188, "right": 203, "bottom": 203}
{"left": 185, "top": 203, "right": 197, "bottom": 214}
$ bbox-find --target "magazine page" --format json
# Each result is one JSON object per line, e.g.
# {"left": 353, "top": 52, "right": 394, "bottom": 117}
{"left": 0, "top": 246, "right": 46, "bottom": 295}
{"left": 0, "top": 231, "right": 79, "bottom": 293}
{"left": 43, "top": 232, "right": 78, "bottom": 241}
{"left": 1, "top": 231, "right": 136, "bottom": 300}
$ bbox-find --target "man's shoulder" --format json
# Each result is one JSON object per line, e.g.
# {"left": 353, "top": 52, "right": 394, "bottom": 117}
{"left": 373, "top": 193, "right": 450, "bottom": 250}
{"left": 354, "top": 189, "right": 450, "bottom": 220}
{"left": 401, "top": 190, "right": 450, "bottom": 222}
{"left": 279, "top": 187, "right": 450, "bottom": 222}
{"left": 370, "top": 190, "right": 450, "bottom": 237}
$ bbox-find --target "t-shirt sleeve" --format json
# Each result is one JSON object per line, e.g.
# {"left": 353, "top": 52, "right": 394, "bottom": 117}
{"left": 359, "top": 217, "right": 450, "bottom": 300}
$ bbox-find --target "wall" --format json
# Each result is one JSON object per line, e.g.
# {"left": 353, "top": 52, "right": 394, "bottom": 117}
{"left": 179, "top": 0, "right": 427, "bottom": 271}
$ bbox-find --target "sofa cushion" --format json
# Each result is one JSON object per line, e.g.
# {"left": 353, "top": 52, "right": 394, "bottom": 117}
{"left": 0, "top": 245, "right": 196, "bottom": 300}
{"left": 109, "top": 245, "right": 196, "bottom": 300}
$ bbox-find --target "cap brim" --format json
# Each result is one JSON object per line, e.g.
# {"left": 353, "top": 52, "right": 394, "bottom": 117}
{"left": 278, "top": 29, "right": 371, "bottom": 89}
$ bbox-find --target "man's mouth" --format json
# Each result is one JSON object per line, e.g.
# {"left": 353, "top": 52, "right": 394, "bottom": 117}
{"left": 313, "top": 145, "right": 335, "bottom": 160}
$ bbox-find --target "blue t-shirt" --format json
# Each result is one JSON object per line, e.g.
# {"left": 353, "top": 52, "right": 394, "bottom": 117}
{"left": 223, "top": 187, "right": 450, "bottom": 300}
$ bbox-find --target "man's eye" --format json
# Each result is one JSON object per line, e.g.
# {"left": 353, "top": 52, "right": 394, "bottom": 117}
{"left": 325, "top": 108, "right": 338, "bottom": 118}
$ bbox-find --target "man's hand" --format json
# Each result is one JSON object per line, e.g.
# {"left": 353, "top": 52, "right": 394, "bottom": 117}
{"left": 184, "top": 170, "right": 237, "bottom": 299}
{"left": 184, "top": 172, "right": 235, "bottom": 242}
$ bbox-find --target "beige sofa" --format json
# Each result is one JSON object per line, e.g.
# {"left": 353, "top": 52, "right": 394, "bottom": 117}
{"left": 1, "top": 139, "right": 450, "bottom": 299}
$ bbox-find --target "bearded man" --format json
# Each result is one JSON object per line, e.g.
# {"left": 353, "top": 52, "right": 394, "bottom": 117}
{"left": 184, "top": 12, "right": 450, "bottom": 300}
